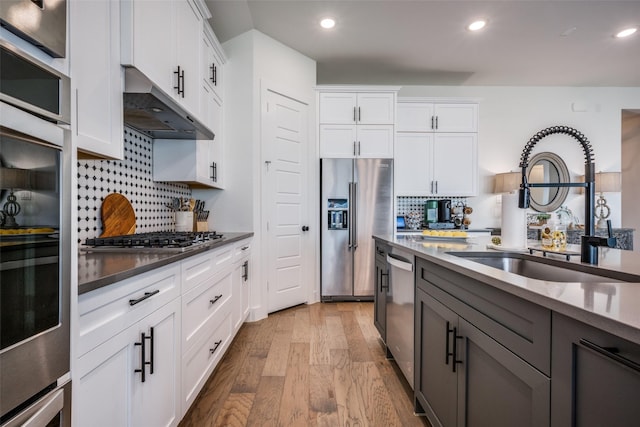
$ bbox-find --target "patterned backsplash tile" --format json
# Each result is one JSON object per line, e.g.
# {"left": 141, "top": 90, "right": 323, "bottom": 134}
{"left": 397, "top": 196, "right": 468, "bottom": 219}
{"left": 77, "top": 127, "right": 191, "bottom": 243}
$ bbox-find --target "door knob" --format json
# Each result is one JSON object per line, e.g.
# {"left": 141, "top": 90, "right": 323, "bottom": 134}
{"left": 302, "top": 225, "right": 309, "bottom": 232}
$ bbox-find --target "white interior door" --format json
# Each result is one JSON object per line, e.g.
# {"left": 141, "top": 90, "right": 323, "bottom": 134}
{"left": 263, "top": 89, "right": 310, "bottom": 313}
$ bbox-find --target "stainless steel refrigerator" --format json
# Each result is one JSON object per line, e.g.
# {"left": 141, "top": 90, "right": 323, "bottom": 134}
{"left": 321, "top": 158, "right": 394, "bottom": 300}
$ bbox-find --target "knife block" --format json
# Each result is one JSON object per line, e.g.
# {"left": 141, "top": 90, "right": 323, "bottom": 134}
{"left": 195, "top": 218, "right": 208, "bottom": 232}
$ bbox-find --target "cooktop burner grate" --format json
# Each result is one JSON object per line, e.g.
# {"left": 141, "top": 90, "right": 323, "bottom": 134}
{"left": 84, "top": 231, "right": 223, "bottom": 249}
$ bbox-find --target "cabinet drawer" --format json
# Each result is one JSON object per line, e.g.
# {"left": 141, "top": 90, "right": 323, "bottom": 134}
{"left": 182, "top": 308, "right": 232, "bottom": 409}
{"left": 416, "top": 257, "right": 551, "bottom": 375}
{"left": 182, "top": 267, "right": 233, "bottom": 350}
{"left": 182, "top": 244, "right": 234, "bottom": 293}
{"left": 78, "top": 263, "right": 181, "bottom": 356}
{"left": 234, "top": 238, "right": 252, "bottom": 260}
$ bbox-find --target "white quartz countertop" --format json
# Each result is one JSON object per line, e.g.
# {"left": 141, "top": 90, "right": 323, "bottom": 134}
{"left": 374, "top": 233, "right": 640, "bottom": 345}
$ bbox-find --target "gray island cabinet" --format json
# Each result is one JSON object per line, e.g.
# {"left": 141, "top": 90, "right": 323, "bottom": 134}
{"left": 415, "top": 257, "right": 551, "bottom": 427}
{"left": 374, "top": 241, "right": 390, "bottom": 342}
{"left": 373, "top": 234, "right": 640, "bottom": 427}
{"left": 551, "top": 313, "right": 640, "bottom": 426}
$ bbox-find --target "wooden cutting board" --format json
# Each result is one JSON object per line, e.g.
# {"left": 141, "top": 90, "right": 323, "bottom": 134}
{"left": 100, "top": 193, "right": 136, "bottom": 237}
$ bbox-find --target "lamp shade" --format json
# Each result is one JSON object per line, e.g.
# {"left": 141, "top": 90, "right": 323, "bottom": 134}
{"left": 494, "top": 172, "right": 521, "bottom": 193}
{"left": 595, "top": 172, "right": 621, "bottom": 193}
{"left": 0, "top": 167, "right": 31, "bottom": 190}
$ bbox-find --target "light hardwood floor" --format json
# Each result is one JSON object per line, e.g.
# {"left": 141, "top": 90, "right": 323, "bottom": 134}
{"left": 179, "top": 302, "right": 430, "bottom": 427}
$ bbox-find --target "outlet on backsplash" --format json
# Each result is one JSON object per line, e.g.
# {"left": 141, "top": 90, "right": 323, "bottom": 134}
{"left": 77, "top": 127, "right": 192, "bottom": 243}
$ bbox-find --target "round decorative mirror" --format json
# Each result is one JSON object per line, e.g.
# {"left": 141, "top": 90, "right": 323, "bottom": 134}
{"left": 527, "top": 152, "right": 570, "bottom": 212}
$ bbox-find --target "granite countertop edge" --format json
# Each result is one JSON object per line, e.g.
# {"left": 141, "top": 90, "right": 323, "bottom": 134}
{"left": 78, "top": 232, "right": 254, "bottom": 295}
{"left": 374, "top": 233, "right": 640, "bottom": 345}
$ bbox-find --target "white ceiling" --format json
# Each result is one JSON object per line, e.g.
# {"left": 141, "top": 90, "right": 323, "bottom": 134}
{"left": 204, "top": 0, "right": 640, "bottom": 86}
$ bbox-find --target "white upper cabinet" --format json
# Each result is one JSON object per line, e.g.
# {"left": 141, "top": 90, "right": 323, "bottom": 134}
{"left": 318, "top": 87, "right": 399, "bottom": 158}
{"left": 395, "top": 98, "right": 479, "bottom": 196}
{"left": 71, "top": 0, "right": 123, "bottom": 159}
{"left": 319, "top": 92, "right": 395, "bottom": 125}
{"left": 397, "top": 101, "right": 478, "bottom": 133}
{"left": 121, "top": 0, "right": 202, "bottom": 119}
{"left": 202, "top": 25, "right": 224, "bottom": 102}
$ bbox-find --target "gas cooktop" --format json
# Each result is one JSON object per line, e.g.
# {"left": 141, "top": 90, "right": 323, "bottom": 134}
{"left": 81, "top": 231, "right": 224, "bottom": 253}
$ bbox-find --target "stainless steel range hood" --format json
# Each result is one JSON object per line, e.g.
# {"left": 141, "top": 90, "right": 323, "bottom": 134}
{"left": 123, "top": 68, "right": 214, "bottom": 140}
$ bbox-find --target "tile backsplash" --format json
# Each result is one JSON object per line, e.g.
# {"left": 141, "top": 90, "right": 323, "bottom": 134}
{"left": 77, "top": 127, "right": 191, "bottom": 243}
{"left": 397, "top": 196, "right": 469, "bottom": 219}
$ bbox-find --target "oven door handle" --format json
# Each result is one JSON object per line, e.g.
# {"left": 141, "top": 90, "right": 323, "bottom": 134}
{"left": 0, "top": 256, "right": 58, "bottom": 271}
{"left": 21, "top": 389, "right": 64, "bottom": 427}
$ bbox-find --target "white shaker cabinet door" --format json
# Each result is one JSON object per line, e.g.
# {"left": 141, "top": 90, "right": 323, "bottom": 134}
{"left": 433, "top": 103, "right": 478, "bottom": 132}
{"left": 175, "top": 0, "right": 202, "bottom": 118}
{"left": 357, "top": 125, "right": 394, "bottom": 158}
{"left": 395, "top": 133, "right": 433, "bottom": 196}
{"left": 319, "top": 92, "right": 358, "bottom": 124}
{"left": 397, "top": 102, "right": 434, "bottom": 132}
{"left": 432, "top": 133, "right": 477, "bottom": 196}
{"left": 121, "top": 0, "right": 175, "bottom": 97}
{"left": 76, "top": 298, "right": 182, "bottom": 427}
{"left": 319, "top": 124, "right": 358, "bottom": 158}
{"left": 356, "top": 92, "right": 395, "bottom": 125}
{"left": 72, "top": 0, "right": 123, "bottom": 159}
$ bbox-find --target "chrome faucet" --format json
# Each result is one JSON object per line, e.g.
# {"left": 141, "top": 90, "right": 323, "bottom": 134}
{"left": 517, "top": 126, "right": 612, "bottom": 265}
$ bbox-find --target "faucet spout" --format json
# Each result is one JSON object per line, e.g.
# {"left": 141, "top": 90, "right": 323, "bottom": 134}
{"left": 516, "top": 126, "right": 599, "bottom": 264}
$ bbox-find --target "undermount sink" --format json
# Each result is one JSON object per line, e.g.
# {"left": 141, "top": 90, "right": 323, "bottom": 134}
{"left": 447, "top": 251, "right": 640, "bottom": 283}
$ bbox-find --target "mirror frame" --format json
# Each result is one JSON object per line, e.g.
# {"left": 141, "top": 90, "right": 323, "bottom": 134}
{"left": 527, "top": 151, "right": 571, "bottom": 212}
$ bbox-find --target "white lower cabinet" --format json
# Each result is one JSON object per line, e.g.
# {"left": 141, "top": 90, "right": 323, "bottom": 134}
{"left": 76, "top": 237, "right": 253, "bottom": 425}
{"left": 233, "top": 239, "right": 252, "bottom": 332}
{"left": 76, "top": 298, "right": 182, "bottom": 427}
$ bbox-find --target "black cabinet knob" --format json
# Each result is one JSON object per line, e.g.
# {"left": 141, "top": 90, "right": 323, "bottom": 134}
{"left": 302, "top": 225, "right": 309, "bottom": 232}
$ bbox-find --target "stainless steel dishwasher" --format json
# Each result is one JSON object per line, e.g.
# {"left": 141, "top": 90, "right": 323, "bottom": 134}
{"left": 386, "top": 248, "right": 415, "bottom": 389}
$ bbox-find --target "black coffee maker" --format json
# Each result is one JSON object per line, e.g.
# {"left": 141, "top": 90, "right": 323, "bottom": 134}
{"left": 438, "top": 199, "right": 452, "bottom": 222}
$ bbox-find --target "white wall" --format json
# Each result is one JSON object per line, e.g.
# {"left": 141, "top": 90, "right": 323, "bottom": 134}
{"left": 399, "top": 86, "right": 640, "bottom": 229}
{"left": 622, "top": 110, "right": 640, "bottom": 251}
{"left": 196, "top": 29, "right": 316, "bottom": 321}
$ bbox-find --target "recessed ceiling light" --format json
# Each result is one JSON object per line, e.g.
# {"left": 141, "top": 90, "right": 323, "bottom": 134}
{"left": 467, "top": 20, "right": 487, "bottom": 31}
{"left": 615, "top": 27, "right": 637, "bottom": 38}
{"left": 320, "top": 18, "right": 336, "bottom": 29}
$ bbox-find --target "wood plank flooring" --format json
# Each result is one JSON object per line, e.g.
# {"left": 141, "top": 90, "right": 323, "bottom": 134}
{"left": 179, "top": 302, "right": 430, "bottom": 427}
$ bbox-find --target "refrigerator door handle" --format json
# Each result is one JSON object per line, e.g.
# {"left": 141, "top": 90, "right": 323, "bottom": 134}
{"left": 347, "top": 182, "right": 353, "bottom": 250}
{"left": 352, "top": 182, "right": 358, "bottom": 250}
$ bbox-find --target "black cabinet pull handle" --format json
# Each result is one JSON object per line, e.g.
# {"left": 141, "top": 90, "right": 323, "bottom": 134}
{"left": 452, "top": 327, "right": 463, "bottom": 373}
{"left": 209, "top": 340, "right": 222, "bottom": 355}
{"left": 210, "top": 64, "right": 215, "bottom": 83}
{"left": 135, "top": 332, "right": 146, "bottom": 382}
{"left": 435, "top": 116, "right": 438, "bottom": 130}
{"left": 358, "top": 106, "right": 361, "bottom": 122}
{"left": 242, "top": 260, "right": 249, "bottom": 281}
{"left": 353, "top": 106, "right": 356, "bottom": 122}
{"left": 174, "top": 66, "right": 185, "bottom": 97}
{"left": 213, "top": 64, "right": 217, "bottom": 86}
{"left": 129, "top": 290, "right": 160, "bottom": 306}
{"left": 210, "top": 162, "right": 217, "bottom": 182}
{"left": 148, "top": 327, "right": 154, "bottom": 375}
{"left": 134, "top": 330, "right": 152, "bottom": 382}
{"left": 446, "top": 321, "right": 453, "bottom": 365}
{"left": 579, "top": 339, "right": 640, "bottom": 373}
{"left": 431, "top": 116, "right": 434, "bottom": 130}
{"left": 210, "top": 294, "right": 223, "bottom": 305}
{"left": 380, "top": 271, "right": 389, "bottom": 290}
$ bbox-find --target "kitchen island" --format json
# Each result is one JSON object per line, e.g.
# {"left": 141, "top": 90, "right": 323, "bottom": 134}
{"left": 374, "top": 233, "right": 640, "bottom": 427}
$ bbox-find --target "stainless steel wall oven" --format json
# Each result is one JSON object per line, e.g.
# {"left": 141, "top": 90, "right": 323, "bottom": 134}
{"left": 0, "top": 39, "right": 71, "bottom": 427}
